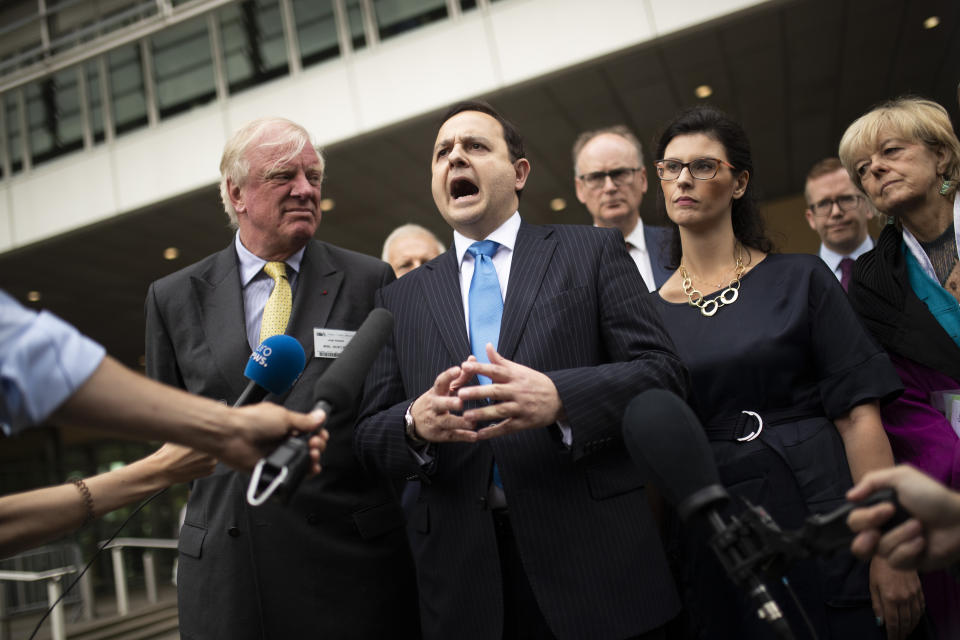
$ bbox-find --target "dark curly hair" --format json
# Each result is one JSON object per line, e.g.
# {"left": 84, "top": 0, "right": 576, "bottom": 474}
{"left": 654, "top": 106, "right": 774, "bottom": 268}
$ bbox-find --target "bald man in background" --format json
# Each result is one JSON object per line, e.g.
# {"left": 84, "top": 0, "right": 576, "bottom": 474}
{"left": 382, "top": 223, "right": 445, "bottom": 277}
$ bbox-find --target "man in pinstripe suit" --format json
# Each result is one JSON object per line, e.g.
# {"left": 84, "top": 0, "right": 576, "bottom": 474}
{"left": 355, "top": 101, "right": 689, "bottom": 640}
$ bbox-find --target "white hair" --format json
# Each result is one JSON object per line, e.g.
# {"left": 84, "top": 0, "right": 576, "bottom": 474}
{"left": 219, "top": 117, "right": 325, "bottom": 228}
{"left": 381, "top": 224, "right": 446, "bottom": 261}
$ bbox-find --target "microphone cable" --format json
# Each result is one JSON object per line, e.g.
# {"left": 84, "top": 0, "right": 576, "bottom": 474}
{"left": 27, "top": 487, "right": 168, "bottom": 640}
{"left": 779, "top": 575, "right": 818, "bottom": 640}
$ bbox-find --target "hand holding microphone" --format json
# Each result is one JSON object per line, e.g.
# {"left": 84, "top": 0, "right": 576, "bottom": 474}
{"left": 622, "top": 389, "right": 918, "bottom": 640}
{"left": 847, "top": 465, "right": 960, "bottom": 572}
{"left": 215, "top": 334, "right": 328, "bottom": 470}
{"left": 247, "top": 309, "right": 395, "bottom": 506}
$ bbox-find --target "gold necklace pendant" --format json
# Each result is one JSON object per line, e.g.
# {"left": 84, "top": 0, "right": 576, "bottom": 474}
{"left": 680, "top": 244, "right": 745, "bottom": 317}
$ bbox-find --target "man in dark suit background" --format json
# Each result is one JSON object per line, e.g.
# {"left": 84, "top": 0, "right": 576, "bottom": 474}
{"left": 572, "top": 125, "right": 672, "bottom": 290}
{"left": 354, "top": 102, "right": 689, "bottom": 639}
{"left": 145, "top": 117, "right": 418, "bottom": 639}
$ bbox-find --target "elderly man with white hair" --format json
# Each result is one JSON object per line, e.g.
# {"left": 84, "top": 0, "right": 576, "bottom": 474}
{"left": 381, "top": 223, "right": 445, "bottom": 277}
{"left": 145, "top": 117, "right": 419, "bottom": 639}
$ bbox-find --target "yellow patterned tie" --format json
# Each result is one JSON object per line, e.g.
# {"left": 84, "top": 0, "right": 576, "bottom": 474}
{"left": 259, "top": 261, "right": 292, "bottom": 343}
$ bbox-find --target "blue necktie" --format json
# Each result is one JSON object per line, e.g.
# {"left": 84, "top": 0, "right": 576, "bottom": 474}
{"left": 467, "top": 240, "right": 503, "bottom": 385}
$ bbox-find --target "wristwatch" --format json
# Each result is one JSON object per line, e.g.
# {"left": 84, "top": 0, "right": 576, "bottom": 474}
{"left": 404, "top": 403, "right": 426, "bottom": 444}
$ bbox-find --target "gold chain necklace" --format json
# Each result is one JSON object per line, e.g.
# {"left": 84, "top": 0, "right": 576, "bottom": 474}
{"left": 679, "top": 244, "right": 745, "bottom": 317}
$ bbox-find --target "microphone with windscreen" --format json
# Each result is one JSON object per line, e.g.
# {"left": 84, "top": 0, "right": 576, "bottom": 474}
{"left": 247, "top": 308, "right": 395, "bottom": 506}
{"left": 622, "top": 389, "right": 910, "bottom": 640}
{"left": 623, "top": 389, "right": 793, "bottom": 639}
{"left": 234, "top": 334, "right": 307, "bottom": 407}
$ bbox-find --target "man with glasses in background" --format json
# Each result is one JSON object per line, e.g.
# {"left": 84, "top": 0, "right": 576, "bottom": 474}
{"left": 573, "top": 126, "right": 671, "bottom": 291}
{"left": 804, "top": 157, "right": 876, "bottom": 291}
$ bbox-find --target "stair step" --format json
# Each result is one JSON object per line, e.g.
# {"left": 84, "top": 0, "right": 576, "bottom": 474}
{"left": 86, "top": 616, "right": 179, "bottom": 640}
{"left": 66, "top": 602, "right": 178, "bottom": 640}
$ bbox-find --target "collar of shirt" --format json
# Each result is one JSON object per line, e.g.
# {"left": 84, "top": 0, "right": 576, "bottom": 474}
{"left": 819, "top": 235, "right": 874, "bottom": 278}
{"left": 454, "top": 211, "right": 520, "bottom": 333}
{"left": 235, "top": 234, "right": 306, "bottom": 351}
{"left": 596, "top": 218, "right": 656, "bottom": 292}
{"left": 235, "top": 233, "right": 304, "bottom": 287}
{"left": 620, "top": 218, "right": 648, "bottom": 255}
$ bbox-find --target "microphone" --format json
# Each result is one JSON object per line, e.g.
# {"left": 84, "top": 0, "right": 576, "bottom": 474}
{"left": 247, "top": 308, "right": 395, "bottom": 506}
{"left": 622, "top": 389, "right": 794, "bottom": 639}
{"left": 233, "top": 335, "right": 307, "bottom": 407}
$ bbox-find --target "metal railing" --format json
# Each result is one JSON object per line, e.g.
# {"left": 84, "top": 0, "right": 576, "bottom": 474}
{"left": 0, "top": 538, "right": 178, "bottom": 639}
{"left": 98, "top": 538, "right": 178, "bottom": 617}
{"left": 0, "top": 566, "right": 78, "bottom": 640}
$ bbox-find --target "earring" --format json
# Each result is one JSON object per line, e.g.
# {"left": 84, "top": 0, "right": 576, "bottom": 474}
{"left": 940, "top": 178, "right": 955, "bottom": 196}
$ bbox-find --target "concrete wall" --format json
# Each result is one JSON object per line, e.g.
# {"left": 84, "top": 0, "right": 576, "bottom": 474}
{"left": 0, "top": 0, "right": 770, "bottom": 252}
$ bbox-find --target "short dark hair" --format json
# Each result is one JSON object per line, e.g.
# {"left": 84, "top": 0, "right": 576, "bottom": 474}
{"left": 438, "top": 100, "right": 526, "bottom": 162}
{"left": 654, "top": 105, "right": 774, "bottom": 268}
{"left": 805, "top": 157, "right": 843, "bottom": 183}
{"left": 804, "top": 157, "right": 845, "bottom": 203}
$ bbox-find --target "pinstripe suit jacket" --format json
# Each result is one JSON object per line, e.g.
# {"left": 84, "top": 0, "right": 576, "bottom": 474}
{"left": 356, "top": 222, "right": 689, "bottom": 640}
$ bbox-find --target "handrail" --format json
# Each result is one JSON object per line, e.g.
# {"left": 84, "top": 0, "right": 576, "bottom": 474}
{"left": 0, "top": 566, "right": 78, "bottom": 640}
{"left": 98, "top": 538, "right": 177, "bottom": 616}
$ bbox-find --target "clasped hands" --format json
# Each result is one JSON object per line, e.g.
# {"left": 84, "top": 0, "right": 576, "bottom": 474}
{"left": 410, "top": 344, "right": 564, "bottom": 443}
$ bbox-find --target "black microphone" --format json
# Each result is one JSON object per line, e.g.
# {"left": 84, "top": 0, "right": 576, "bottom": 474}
{"left": 247, "top": 308, "right": 395, "bottom": 505}
{"left": 622, "top": 389, "right": 794, "bottom": 639}
{"left": 233, "top": 334, "right": 307, "bottom": 407}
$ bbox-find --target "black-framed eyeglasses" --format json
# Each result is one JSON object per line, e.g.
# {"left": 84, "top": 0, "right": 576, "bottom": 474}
{"left": 577, "top": 167, "right": 642, "bottom": 189}
{"left": 655, "top": 157, "right": 735, "bottom": 181}
{"left": 809, "top": 194, "right": 864, "bottom": 217}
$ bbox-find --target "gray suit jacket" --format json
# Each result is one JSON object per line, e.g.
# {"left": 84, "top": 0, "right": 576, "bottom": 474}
{"left": 356, "top": 223, "right": 689, "bottom": 640}
{"left": 146, "top": 239, "right": 419, "bottom": 639}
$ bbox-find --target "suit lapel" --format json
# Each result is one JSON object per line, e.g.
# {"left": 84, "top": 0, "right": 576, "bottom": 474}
{"left": 422, "top": 250, "right": 471, "bottom": 364}
{"left": 498, "top": 223, "right": 556, "bottom": 360}
{"left": 287, "top": 240, "right": 343, "bottom": 365}
{"left": 193, "top": 246, "right": 250, "bottom": 401}
{"left": 644, "top": 224, "right": 672, "bottom": 288}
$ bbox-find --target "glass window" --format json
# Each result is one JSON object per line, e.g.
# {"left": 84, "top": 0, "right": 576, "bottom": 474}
{"left": 151, "top": 17, "right": 216, "bottom": 119}
{"left": 25, "top": 67, "right": 85, "bottom": 166}
{"left": 290, "top": 0, "right": 339, "bottom": 67}
{"left": 48, "top": 1, "right": 158, "bottom": 56}
{"left": 4, "top": 93, "right": 23, "bottom": 174}
{"left": 372, "top": 0, "right": 447, "bottom": 41}
{"left": 345, "top": 0, "right": 366, "bottom": 50}
{"left": 0, "top": 3, "right": 45, "bottom": 77}
{"left": 84, "top": 59, "right": 106, "bottom": 143}
{"left": 218, "top": 0, "right": 289, "bottom": 95}
{"left": 108, "top": 43, "right": 148, "bottom": 135}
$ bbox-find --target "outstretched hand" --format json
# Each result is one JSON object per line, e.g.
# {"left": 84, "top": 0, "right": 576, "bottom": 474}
{"left": 148, "top": 443, "right": 218, "bottom": 485}
{"left": 848, "top": 465, "right": 960, "bottom": 572}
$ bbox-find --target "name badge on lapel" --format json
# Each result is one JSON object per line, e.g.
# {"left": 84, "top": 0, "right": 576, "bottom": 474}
{"left": 313, "top": 328, "right": 355, "bottom": 358}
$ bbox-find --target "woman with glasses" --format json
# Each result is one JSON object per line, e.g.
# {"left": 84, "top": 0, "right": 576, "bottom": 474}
{"left": 651, "top": 106, "right": 923, "bottom": 639}
{"left": 839, "top": 97, "right": 960, "bottom": 639}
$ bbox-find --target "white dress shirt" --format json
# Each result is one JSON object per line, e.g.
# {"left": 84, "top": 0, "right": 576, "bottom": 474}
{"left": 453, "top": 211, "right": 519, "bottom": 332}
{"left": 598, "top": 218, "right": 656, "bottom": 292}
{"left": 819, "top": 235, "right": 874, "bottom": 282}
